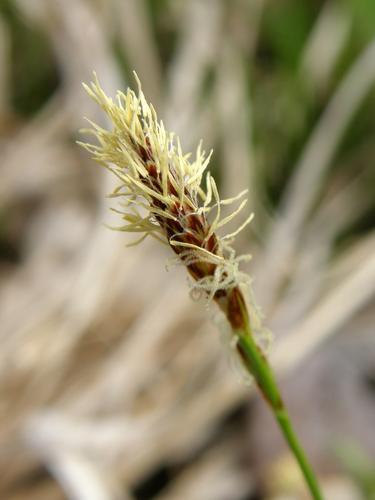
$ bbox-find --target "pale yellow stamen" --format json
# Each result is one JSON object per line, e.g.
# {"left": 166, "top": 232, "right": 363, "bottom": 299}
{"left": 80, "top": 72, "right": 254, "bottom": 300}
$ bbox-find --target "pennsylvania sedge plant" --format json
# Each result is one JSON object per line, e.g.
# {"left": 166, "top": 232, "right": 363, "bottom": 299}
{"left": 79, "top": 74, "right": 324, "bottom": 500}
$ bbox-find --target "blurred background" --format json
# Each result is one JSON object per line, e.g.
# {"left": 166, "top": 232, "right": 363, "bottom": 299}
{"left": 1, "top": 0, "right": 375, "bottom": 499}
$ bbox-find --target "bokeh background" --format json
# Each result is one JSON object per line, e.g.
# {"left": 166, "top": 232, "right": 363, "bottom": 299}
{"left": 1, "top": 0, "right": 375, "bottom": 499}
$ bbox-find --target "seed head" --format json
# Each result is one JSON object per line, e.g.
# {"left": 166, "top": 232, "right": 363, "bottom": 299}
{"left": 79, "top": 73, "right": 258, "bottom": 327}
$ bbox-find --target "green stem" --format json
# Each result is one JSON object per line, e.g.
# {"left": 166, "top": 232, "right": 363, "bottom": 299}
{"left": 236, "top": 330, "right": 324, "bottom": 500}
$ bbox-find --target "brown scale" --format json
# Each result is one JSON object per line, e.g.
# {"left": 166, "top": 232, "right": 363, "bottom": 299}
{"left": 136, "top": 140, "right": 247, "bottom": 329}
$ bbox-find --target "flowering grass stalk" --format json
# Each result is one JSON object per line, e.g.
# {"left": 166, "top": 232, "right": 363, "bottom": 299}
{"left": 79, "top": 74, "right": 324, "bottom": 500}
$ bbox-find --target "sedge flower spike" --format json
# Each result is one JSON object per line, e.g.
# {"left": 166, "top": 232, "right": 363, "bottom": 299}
{"left": 79, "top": 74, "right": 324, "bottom": 500}
{"left": 79, "top": 73, "right": 259, "bottom": 338}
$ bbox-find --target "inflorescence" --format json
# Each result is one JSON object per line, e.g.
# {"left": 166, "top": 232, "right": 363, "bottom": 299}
{"left": 79, "top": 73, "right": 266, "bottom": 346}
